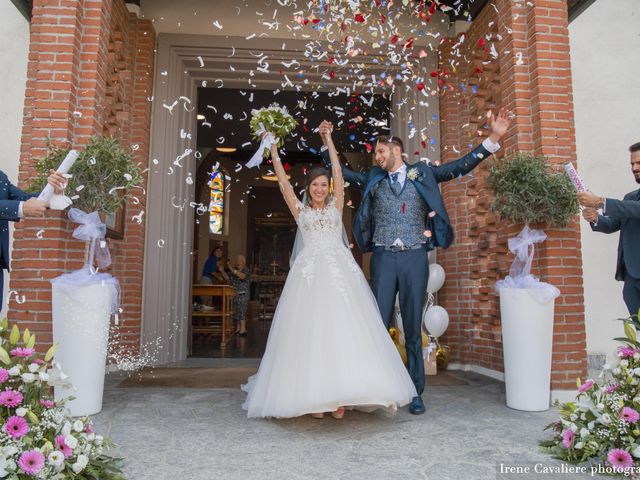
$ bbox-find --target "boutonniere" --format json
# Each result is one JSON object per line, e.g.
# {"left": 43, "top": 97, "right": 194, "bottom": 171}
{"left": 407, "top": 167, "right": 420, "bottom": 181}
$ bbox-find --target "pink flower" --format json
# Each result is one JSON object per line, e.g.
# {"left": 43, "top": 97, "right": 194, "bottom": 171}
{"left": 605, "top": 383, "right": 620, "bottom": 394}
{"left": 621, "top": 407, "right": 640, "bottom": 423}
{"left": 55, "top": 435, "right": 73, "bottom": 458}
{"left": 10, "top": 347, "right": 35, "bottom": 358}
{"left": 18, "top": 450, "right": 45, "bottom": 476}
{"left": 607, "top": 448, "right": 634, "bottom": 471}
{"left": 39, "top": 399, "right": 55, "bottom": 409}
{"left": 85, "top": 423, "right": 94, "bottom": 434}
{"left": 617, "top": 346, "right": 639, "bottom": 358}
{"left": 4, "top": 415, "right": 29, "bottom": 439}
{"left": 0, "top": 368, "right": 8, "bottom": 383}
{"left": 0, "top": 390, "right": 23, "bottom": 407}
{"left": 561, "top": 429, "right": 575, "bottom": 448}
{"left": 578, "top": 379, "right": 595, "bottom": 393}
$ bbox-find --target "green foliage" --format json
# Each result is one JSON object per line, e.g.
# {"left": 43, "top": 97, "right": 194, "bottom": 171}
{"left": 249, "top": 104, "right": 299, "bottom": 158}
{"left": 485, "top": 152, "right": 579, "bottom": 227}
{"left": 29, "top": 137, "right": 143, "bottom": 215}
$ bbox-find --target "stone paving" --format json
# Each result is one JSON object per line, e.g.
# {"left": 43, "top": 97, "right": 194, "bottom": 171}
{"left": 92, "top": 360, "right": 605, "bottom": 480}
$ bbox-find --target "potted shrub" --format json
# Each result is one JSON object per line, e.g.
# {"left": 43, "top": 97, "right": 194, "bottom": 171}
{"left": 29, "top": 137, "right": 143, "bottom": 416}
{"left": 486, "top": 152, "right": 579, "bottom": 411}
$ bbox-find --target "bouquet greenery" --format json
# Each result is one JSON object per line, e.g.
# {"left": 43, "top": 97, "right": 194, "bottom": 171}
{"left": 249, "top": 104, "right": 298, "bottom": 159}
{"left": 541, "top": 311, "right": 640, "bottom": 477}
{"left": 0, "top": 319, "right": 124, "bottom": 479}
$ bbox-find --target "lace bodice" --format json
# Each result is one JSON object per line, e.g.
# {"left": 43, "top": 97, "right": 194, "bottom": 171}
{"left": 293, "top": 200, "right": 363, "bottom": 293}
{"left": 295, "top": 201, "right": 344, "bottom": 247}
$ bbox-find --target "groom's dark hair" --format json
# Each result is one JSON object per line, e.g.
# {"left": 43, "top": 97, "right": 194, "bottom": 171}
{"left": 376, "top": 135, "right": 404, "bottom": 153}
{"left": 630, "top": 142, "right": 640, "bottom": 153}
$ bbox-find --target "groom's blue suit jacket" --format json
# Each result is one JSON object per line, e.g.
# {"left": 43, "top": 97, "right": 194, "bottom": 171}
{"left": 321, "top": 143, "right": 493, "bottom": 253}
{"left": 0, "top": 171, "right": 38, "bottom": 271}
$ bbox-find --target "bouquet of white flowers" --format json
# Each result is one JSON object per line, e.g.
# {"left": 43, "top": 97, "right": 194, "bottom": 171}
{"left": 246, "top": 103, "right": 298, "bottom": 168}
{"left": 0, "top": 319, "right": 124, "bottom": 479}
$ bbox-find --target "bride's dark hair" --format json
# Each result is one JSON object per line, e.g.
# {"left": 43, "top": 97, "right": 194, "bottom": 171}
{"left": 304, "top": 167, "right": 331, "bottom": 204}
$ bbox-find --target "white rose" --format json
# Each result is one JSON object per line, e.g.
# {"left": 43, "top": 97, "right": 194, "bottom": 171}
{"left": 5, "top": 459, "right": 16, "bottom": 471}
{"left": 73, "top": 420, "right": 84, "bottom": 433}
{"left": 95, "top": 435, "right": 103, "bottom": 446}
{"left": 86, "top": 433, "right": 95, "bottom": 441}
{"left": 28, "top": 363, "right": 39, "bottom": 373}
{"left": 21, "top": 373, "right": 36, "bottom": 383}
{"left": 622, "top": 360, "right": 629, "bottom": 368}
{"left": 71, "top": 462, "right": 85, "bottom": 474}
{"left": 38, "top": 372, "right": 49, "bottom": 382}
{"left": 634, "top": 368, "right": 640, "bottom": 377}
{"left": 575, "top": 442, "right": 584, "bottom": 449}
{"left": 634, "top": 353, "right": 640, "bottom": 360}
{"left": 15, "top": 408, "right": 28, "bottom": 417}
{"left": 65, "top": 435, "right": 78, "bottom": 449}
{"left": 8, "top": 366, "right": 20, "bottom": 376}
{"left": 580, "top": 427, "right": 589, "bottom": 438}
{"left": 48, "top": 451, "right": 65, "bottom": 468}
{"left": 570, "top": 413, "right": 577, "bottom": 421}
{"left": 588, "top": 421, "right": 595, "bottom": 430}
{"left": 597, "top": 403, "right": 605, "bottom": 410}
{"left": 601, "top": 413, "right": 612, "bottom": 425}
{"left": 62, "top": 423, "right": 71, "bottom": 436}
{"left": 76, "top": 455, "right": 88, "bottom": 468}
{"left": 614, "top": 368, "right": 622, "bottom": 375}
{"left": 633, "top": 446, "right": 640, "bottom": 458}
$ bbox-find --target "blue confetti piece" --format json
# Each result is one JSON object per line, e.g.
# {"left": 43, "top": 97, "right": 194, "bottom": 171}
{"left": 380, "top": 72, "right": 387, "bottom": 79}
{"left": 430, "top": 138, "right": 436, "bottom": 145}
{"left": 431, "top": 114, "right": 438, "bottom": 121}
{"left": 349, "top": 134, "right": 356, "bottom": 141}
{"left": 472, "top": 86, "right": 479, "bottom": 94}
{"left": 309, "top": 147, "right": 318, "bottom": 154}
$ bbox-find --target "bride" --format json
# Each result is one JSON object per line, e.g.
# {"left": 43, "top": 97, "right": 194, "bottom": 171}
{"left": 241, "top": 121, "right": 417, "bottom": 419}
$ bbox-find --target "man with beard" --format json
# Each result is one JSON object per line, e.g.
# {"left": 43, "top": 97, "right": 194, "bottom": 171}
{"left": 580, "top": 142, "right": 640, "bottom": 317}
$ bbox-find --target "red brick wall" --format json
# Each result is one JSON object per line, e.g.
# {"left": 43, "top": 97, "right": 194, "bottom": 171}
{"left": 437, "top": 0, "right": 587, "bottom": 389}
{"left": 9, "top": 0, "right": 155, "bottom": 354}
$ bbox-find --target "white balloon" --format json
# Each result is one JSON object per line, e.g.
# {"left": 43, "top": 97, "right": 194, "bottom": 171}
{"left": 423, "top": 305, "right": 449, "bottom": 338}
{"left": 427, "top": 263, "right": 446, "bottom": 293}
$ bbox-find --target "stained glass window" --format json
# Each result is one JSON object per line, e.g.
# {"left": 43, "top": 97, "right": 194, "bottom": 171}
{"left": 209, "top": 169, "right": 224, "bottom": 235}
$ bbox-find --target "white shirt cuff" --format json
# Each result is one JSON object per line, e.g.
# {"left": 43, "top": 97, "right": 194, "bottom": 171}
{"left": 481, "top": 138, "right": 500, "bottom": 153}
{"left": 18, "top": 201, "right": 24, "bottom": 218}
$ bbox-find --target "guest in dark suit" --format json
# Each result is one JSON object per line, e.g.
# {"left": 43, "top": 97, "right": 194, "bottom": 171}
{"left": 580, "top": 142, "right": 640, "bottom": 318}
{"left": 320, "top": 109, "right": 512, "bottom": 414}
{"left": 1, "top": 169, "right": 67, "bottom": 308}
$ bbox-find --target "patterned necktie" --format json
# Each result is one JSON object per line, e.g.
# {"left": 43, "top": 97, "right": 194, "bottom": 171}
{"left": 389, "top": 172, "right": 401, "bottom": 195}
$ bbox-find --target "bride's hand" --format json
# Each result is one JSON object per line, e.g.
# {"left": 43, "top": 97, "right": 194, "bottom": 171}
{"left": 318, "top": 120, "right": 333, "bottom": 144}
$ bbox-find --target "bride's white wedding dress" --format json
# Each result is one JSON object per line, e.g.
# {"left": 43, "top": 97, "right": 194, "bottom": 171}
{"left": 241, "top": 199, "right": 417, "bottom": 418}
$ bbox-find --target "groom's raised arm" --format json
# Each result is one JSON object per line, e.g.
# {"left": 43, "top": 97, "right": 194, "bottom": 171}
{"left": 432, "top": 108, "right": 512, "bottom": 183}
{"left": 319, "top": 146, "right": 367, "bottom": 189}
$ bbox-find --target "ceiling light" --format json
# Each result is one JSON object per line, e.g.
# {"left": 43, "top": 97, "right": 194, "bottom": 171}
{"left": 216, "top": 147, "right": 237, "bottom": 153}
{"left": 261, "top": 173, "right": 290, "bottom": 182}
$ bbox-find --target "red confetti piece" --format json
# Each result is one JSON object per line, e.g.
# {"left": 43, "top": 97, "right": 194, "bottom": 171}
{"left": 478, "top": 38, "right": 486, "bottom": 48}
{"left": 391, "top": 35, "right": 400, "bottom": 44}
{"left": 417, "top": 82, "right": 425, "bottom": 91}
{"left": 428, "top": 1, "right": 437, "bottom": 15}
{"left": 421, "top": 141, "right": 427, "bottom": 149}
{"left": 284, "top": 163, "right": 291, "bottom": 172}
{"left": 402, "top": 203, "right": 406, "bottom": 214}
{"left": 312, "top": 18, "right": 321, "bottom": 24}
{"left": 380, "top": 13, "right": 386, "bottom": 23}
{"left": 364, "top": 142, "right": 373, "bottom": 153}
{"left": 404, "top": 37, "right": 414, "bottom": 50}
{"left": 354, "top": 13, "right": 365, "bottom": 23}
{"left": 430, "top": 70, "right": 439, "bottom": 77}
{"left": 329, "top": 71, "right": 335, "bottom": 79}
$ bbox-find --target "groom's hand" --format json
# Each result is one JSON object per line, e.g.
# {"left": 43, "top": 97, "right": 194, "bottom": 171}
{"left": 318, "top": 120, "right": 334, "bottom": 145}
{"left": 488, "top": 108, "right": 512, "bottom": 144}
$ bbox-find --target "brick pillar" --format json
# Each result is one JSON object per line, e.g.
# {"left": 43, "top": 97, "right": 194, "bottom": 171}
{"left": 9, "top": 0, "right": 155, "bottom": 353}
{"left": 438, "top": 0, "right": 587, "bottom": 390}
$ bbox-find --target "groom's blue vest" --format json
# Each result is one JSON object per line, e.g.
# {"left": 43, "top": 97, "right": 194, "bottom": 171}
{"left": 372, "top": 178, "right": 428, "bottom": 247}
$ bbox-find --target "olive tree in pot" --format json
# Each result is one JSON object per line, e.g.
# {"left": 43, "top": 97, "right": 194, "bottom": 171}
{"left": 486, "top": 152, "right": 579, "bottom": 411}
{"left": 29, "top": 137, "right": 143, "bottom": 416}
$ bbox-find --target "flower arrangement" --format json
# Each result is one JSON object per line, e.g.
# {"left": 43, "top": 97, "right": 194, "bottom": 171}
{"left": 0, "top": 319, "right": 124, "bottom": 479}
{"left": 541, "top": 312, "right": 640, "bottom": 476}
{"left": 249, "top": 104, "right": 298, "bottom": 159}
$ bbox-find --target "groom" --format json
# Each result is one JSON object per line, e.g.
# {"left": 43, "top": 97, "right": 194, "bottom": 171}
{"left": 320, "top": 109, "right": 511, "bottom": 414}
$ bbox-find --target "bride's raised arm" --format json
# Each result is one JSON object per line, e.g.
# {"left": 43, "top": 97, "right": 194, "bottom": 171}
{"left": 318, "top": 121, "right": 344, "bottom": 212}
{"left": 269, "top": 139, "right": 301, "bottom": 219}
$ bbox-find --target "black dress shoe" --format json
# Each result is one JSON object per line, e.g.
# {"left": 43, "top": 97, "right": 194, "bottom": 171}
{"left": 409, "top": 396, "right": 426, "bottom": 415}
{"left": 239, "top": 332, "right": 248, "bottom": 337}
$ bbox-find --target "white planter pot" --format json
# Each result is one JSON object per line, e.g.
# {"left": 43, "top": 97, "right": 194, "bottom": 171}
{"left": 52, "top": 280, "right": 115, "bottom": 416}
{"left": 500, "top": 288, "right": 555, "bottom": 411}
